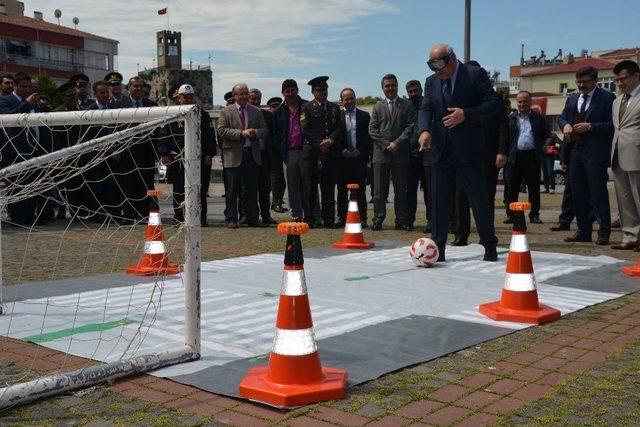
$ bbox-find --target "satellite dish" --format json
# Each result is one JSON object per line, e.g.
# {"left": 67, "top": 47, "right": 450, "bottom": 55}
{"left": 73, "top": 17, "right": 79, "bottom": 25}
{"left": 54, "top": 9, "right": 62, "bottom": 18}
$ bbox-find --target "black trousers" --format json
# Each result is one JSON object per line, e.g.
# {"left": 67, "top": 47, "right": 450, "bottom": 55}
{"left": 407, "top": 155, "right": 429, "bottom": 226}
{"left": 453, "top": 160, "right": 499, "bottom": 240}
{"left": 570, "top": 154, "right": 610, "bottom": 237}
{"left": 506, "top": 150, "right": 540, "bottom": 218}
{"left": 431, "top": 144, "right": 497, "bottom": 258}
{"left": 169, "top": 160, "right": 211, "bottom": 224}
{"left": 337, "top": 156, "right": 368, "bottom": 223}
{"left": 558, "top": 165, "right": 574, "bottom": 225}
{"left": 285, "top": 149, "right": 305, "bottom": 220}
{"left": 372, "top": 162, "right": 408, "bottom": 226}
{"left": 302, "top": 156, "right": 337, "bottom": 226}
{"left": 258, "top": 149, "right": 272, "bottom": 221}
{"left": 224, "top": 150, "right": 259, "bottom": 224}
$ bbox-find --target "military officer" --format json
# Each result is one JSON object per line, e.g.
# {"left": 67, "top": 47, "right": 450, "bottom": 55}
{"left": 300, "top": 76, "right": 346, "bottom": 228}
{"left": 69, "top": 73, "right": 95, "bottom": 110}
{"left": 105, "top": 71, "right": 125, "bottom": 104}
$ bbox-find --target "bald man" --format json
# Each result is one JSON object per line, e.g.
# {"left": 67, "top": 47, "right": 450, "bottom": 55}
{"left": 418, "top": 44, "right": 500, "bottom": 262}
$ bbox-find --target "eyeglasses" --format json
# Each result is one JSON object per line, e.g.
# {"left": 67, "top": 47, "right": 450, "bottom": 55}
{"left": 613, "top": 75, "right": 632, "bottom": 84}
{"left": 427, "top": 54, "right": 452, "bottom": 72}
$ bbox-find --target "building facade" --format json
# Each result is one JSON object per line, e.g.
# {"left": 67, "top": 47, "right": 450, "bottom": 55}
{"left": 0, "top": 0, "right": 118, "bottom": 84}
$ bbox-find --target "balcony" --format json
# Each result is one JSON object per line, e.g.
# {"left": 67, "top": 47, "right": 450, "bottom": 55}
{"left": 1, "top": 52, "right": 84, "bottom": 73}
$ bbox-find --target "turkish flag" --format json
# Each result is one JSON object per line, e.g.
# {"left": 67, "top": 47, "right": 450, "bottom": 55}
{"left": 158, "top": 7, "right": 168, "bottom": 15}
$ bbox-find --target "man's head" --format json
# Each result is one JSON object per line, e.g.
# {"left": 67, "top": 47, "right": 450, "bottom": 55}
{"left": 613, "top": 60, "right": 640, "bottom": 96}
{"left": 57, "top": 82, "right": 78, "bottom": 109}
{"left": 406, "top": 79, "right": 422, "bottom": 104}
{"left": 281, "top": 79, "right": 299, "bottom": 104}
{"left": 340, "top": 88, "right": 356, "bottom": 111}
{"left": 105, "top": 72, "right": 123, "bottom": 99}
{"left": 232, "top": 83, "right": 249, "bottom": 107}
{"left": 70, "top": 73, "right": 90, "bottom": 100}
{"left": 92, "top": 80, "right": 110, "bottom": 105}
{"left": 516, "top": 90, "right": 532, "bottom": 114}
{"left": 575, "top": 66, "right": 598, "bottom": 95}
{"left": 177, "top": 84, "right": 195, "bottom": 105}
{"left": 309, "top": 76, "right": 329, "bottom": 103}
{"left": 428, "top": 44, "right": 457, "bottom": 80}
{"left": 381, "top": 74, "right": 398, "bottom": 100}
{"left": 128, "top": 76, "right": 145, "bottom": 100}
{"left": 1, "top": 74, "right": 14, "bottom": 96}
{"left": 13, "top": 73, "right": 32, "bottom": 99}
{"left": 267, "top": 96, "right": 283, "bottom": 109}
{"left": 248, "top": 88, "right": 262, "bottom": 107}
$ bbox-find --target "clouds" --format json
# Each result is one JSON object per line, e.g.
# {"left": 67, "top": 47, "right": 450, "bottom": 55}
{"left": 23, "top": 0, "right": 391, "bottom": 99}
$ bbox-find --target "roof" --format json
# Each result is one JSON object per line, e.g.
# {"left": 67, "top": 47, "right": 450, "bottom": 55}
{"left": 509, "top": 65, "right": 521, "bottom": 78}
{"left": 598, "top": 48, "right": 639, "bottom": 59}
{"left": 0, "top": 13, "right": 118, "bottom": 44}
{"left": 527, "top": 58, "right": 616, "bottom": 76}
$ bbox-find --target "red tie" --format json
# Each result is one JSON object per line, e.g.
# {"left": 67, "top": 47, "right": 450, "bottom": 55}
{"left": 238, "top": 106, "right": 246, "bottom": 128}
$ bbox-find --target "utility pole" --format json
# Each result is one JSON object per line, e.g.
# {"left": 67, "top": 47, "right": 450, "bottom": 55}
{"left": 464, "top": 0, "right": 471, "bottom": 62}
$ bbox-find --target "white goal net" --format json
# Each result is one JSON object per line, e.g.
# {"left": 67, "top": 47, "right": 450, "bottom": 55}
{"left": 0, "top": 106, "right": 202, "bottom": 408}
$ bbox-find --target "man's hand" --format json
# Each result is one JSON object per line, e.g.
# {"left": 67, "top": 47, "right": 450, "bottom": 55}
{"left": 418, "top": 131, "right": 432, "bottom": 150}
{"left": 495, "top": 154, "right": 507, "bottom": 168}
{"left": 443, "top": 107, "right": 465, "bottom": 128}
{"left": 351, "top": 148, "right": 361, "bottom": 158}
{"left": 26, "top": 93, "right": 40, "bottom": 105}
{"left": 562, "top": 124, "right": 573, "bottom": 140}
{"left": 241, "top": 129, "right": 252, "bottom": 138}
{"left": 387, "top": 141, "right": 398, "bottom": 154}
{"left": 319, "top": 138, "right": 332, "bottom": 154}
{"left": 203, "top": 155, "right": 213, "bottom": 166}
{"left": 573, "top": 122, "right": 591, "bottom": 134}
{"left": 342, "top": 149, "right": 353, "bottom": 158}
{"left": 160, "top": 155, "right": 171, "bottom": 165}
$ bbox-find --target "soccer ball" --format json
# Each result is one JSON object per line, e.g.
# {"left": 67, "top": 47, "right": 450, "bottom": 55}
{"left": 409, "top": 238, "right": 439, "bottom": 267}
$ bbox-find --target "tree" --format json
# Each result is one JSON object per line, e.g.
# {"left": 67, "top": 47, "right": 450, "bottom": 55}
{"left": 35, "top": 74, "right": 61, "bottom": 109}
{"left": 356, "top": 96, "right": 382, "bottom": 106}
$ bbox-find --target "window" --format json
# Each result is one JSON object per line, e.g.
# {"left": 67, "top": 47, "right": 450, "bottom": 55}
{"left": 598, "top": 76, "right": 616, "bottom": 92}
{"left": 559, "top": 82, "right": 568, "bottom": 93}
{"left": 158, "top": 44, "right": 164, "bottom": 56}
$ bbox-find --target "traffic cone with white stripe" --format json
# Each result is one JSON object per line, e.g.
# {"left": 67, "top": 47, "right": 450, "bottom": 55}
{"left": 332, "top": 183, "right": 374, "bottom": 250}
{"left": 125, "top": 191, "right": 182, "bottom": 276}
{"left": 239, "top": 222, "right": 347, "bottom": 407}
{"left": 621, "top": 258, "right": 640, "bottom": 277}
{"left": 479, "top": 202, "right": 560, "bottom": 324}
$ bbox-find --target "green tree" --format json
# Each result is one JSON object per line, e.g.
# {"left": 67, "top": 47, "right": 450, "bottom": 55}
{"left": 35, "top": 74, "right": 61, "bottom": 109}
{"left": 356, "top": 96, "right": 382, "bottom": 106}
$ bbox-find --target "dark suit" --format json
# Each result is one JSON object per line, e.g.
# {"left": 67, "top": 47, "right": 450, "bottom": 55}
{"left": 558, "top": 88, "right": 615, "bottom": 238}
{"left": 506, "top": 110, "right": 550, "bottom": 219}
{"left": 407, "top": 98, "right": 430, "bottom": 227}
{"left": 256, "top": 108, "right": 276, "bottom": 222}
{"left": 300, "top": 99, "right": 346, "bottom": 227}
{"left": 111, "top": 96, "right": 159, "bottom": 220}
{"left": 418, "top": 62, "right": 499, "bottom": 258}
{"left": 0, "top": 93, "right": 47, "bottom": 223}
{"left": 273, "top": 97, "right": 308, "bottom": 220}
{"left": 157, "top": 106, "right": 216, "bottom": 224}
{"left": 369, "top": 97, "right": 416, "bottom": 227}
{"left": 338, "top": 107, "right": 371, "bottom": 223}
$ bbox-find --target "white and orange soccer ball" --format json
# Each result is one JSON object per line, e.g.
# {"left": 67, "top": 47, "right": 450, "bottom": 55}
{"left": 409, "top": 238, "right": 439, "bottom": 267}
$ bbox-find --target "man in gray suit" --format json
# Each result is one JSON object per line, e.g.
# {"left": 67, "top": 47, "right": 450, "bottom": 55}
{"left": 217, "top": 83, "right": 268, "bottom": 228}
{"left": 610, "top": 60, "right": 640, "bottom": 251}
{"left": 368, "top": 74, "right": 416, "bottom": 231}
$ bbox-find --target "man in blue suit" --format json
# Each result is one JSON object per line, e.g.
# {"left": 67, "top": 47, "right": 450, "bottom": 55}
{"left": 418, "top": 44, "right": 499, "bottom": 261}
{"left": 558, "top": 66, "right": 615, "bottom": 245}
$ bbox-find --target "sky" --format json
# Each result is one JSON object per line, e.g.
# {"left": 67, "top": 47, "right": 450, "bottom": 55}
{"left": 22, "top": 0, "right": 640, "bottom": 103}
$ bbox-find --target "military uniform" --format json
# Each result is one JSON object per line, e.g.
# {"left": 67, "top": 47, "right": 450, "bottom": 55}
{"left": 70, "top": 73, "right": 95, "bottom": 110}
{"left": 300, "top": 76, "right": 346, "bottom": 228}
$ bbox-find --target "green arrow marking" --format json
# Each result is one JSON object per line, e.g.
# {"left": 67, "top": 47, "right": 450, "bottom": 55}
{"left": 22, "top": 318, "right": 139, "bottom": 343}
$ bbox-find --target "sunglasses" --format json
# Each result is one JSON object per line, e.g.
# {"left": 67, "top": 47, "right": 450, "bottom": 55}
{"left": 427, "top": 54, "right": 452, "bottom": 72}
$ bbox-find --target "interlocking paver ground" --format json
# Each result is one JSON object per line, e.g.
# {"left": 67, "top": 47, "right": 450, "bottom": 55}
{"left": 1, "top": 188, "right": 639, "bottom": 425}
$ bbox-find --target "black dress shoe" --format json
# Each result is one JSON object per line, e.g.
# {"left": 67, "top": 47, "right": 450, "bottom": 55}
{"left": 262, "top": 217, "right": 278, "bottom": 225}
{"left": 371, "top": 222, "right": 382, "bottom": 231}
{"left": 361, "top": 221, "right": 369, "bottom": 229}
{"left": 239, "top": 216, "right": 248, "bottom": 225}
{"left": 336, "top": 221, "right": 346, "bottom": 228}
{"left": 530, "top": 216, "right": 543, "bottom": 224}
{"left": 201, "top": 221, "right": 209, "bottom": 228}
{"left": 483, "top": 248, "right": 498, "bottom": 262}
{"left": 564, "top": 233, "right": 592, "bottom": 243}
{"left": 273, "top": 204, "right": 288, "bottom": 213}
{"left": 451, "top": 237, "right": 468, "bottom": 247}
{"left": 596, "top": 235, "right": 610, "bottom": 246}
{"left": 550, "top": 223, "right": 570, "bottom": 231}
{"left": 423, "top": 222, "right": 432, "bottom": 234}
{"left": 395, "top": 223, "right": 402, "bottom": 230}
{"left": 400, "top": 225, "right": 412, "bottom": 232}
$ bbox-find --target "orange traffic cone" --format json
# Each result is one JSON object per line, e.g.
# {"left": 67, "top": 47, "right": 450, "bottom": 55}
{"left": 332, "top": 184, "right": 374, "bottom": 250}
{"left": 621, "top": 258, "right": 640, "bottom": 277}
{"left": 479, "top": 202, "right": 561, "bottom": 325}
{"left": 125, "top": 191, "right": 182, "bottom": 276}
{"left": 239, "top": 222, "right": 347, "bottom": 407}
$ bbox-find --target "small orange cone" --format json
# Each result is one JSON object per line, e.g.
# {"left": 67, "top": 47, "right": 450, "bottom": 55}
{"left": 239, "top": 222, "right": 347, "bottom": 407}
{"left": 621, "top": 258, "right": 640, "bottom": 277}
{"left": 332, "top": 184, "right": 374, "bottom": 250}
{"left": 479, "top": 202, "right": 561, "bottom": 325}
{"left": 125, "top": 190, "right": 182, "bottom": 276}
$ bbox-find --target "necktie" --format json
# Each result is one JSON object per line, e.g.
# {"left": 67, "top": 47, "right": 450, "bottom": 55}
{"left": 389, "top": 99, "right": 395, "bottom": 117}
{"left": 443, "top": 80, "right": 452, "bottom": 107}
{"left": 239, "top": 106, "right": 246, "bottom": 128}
{"left": 580, "top": 94, "right": 588, "bottom": 114}
{"left": 619, "top": 94, "right": 630, "bottom": 122}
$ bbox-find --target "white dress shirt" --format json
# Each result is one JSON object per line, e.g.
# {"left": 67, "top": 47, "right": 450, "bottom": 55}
{"left": 576, "top": 87, "right": 596, "bottom": 113}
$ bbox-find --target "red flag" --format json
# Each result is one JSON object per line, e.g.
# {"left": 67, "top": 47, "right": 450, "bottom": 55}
{"left": 158, "top": 7, "right": 167, "bottom": 15}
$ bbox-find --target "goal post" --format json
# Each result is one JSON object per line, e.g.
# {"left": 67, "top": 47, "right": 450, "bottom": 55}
{"left": 0, "top": 106, "right": 202, "bottom": 409}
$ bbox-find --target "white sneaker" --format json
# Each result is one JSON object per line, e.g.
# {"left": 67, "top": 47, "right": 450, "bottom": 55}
{"left": 550, "top": 189, "right": 555, "bottom": 194}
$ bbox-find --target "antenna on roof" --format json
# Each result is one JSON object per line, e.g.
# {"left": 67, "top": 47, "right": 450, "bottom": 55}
{"left": 72, "top": 17, "right": 79, "bottom": 29}
{"left": 54, "top": 9, "right": 62, "bottom": 25}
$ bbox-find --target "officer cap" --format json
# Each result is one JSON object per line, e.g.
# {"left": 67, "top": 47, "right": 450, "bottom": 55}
{"left": 104, "top": 71, "right": 123, "bottom": 85}
{"left": 308, "top": 76, "right": 329, "bottom": 90}
{"left": 168, "top": 85, "right": 180, "bottom": 100}
{"left": 69, "top": 73, "right": 90, "bottom": 86}
{"left": 224, "top": 91, "right": 234, "bottom": 102}
{"left": 267, "top": 96, "right": 283, "bottom": 108}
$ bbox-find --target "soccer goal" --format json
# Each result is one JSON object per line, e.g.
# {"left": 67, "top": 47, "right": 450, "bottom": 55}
{"left": 0, "top": 106, "right": 202, "bottom": 408}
